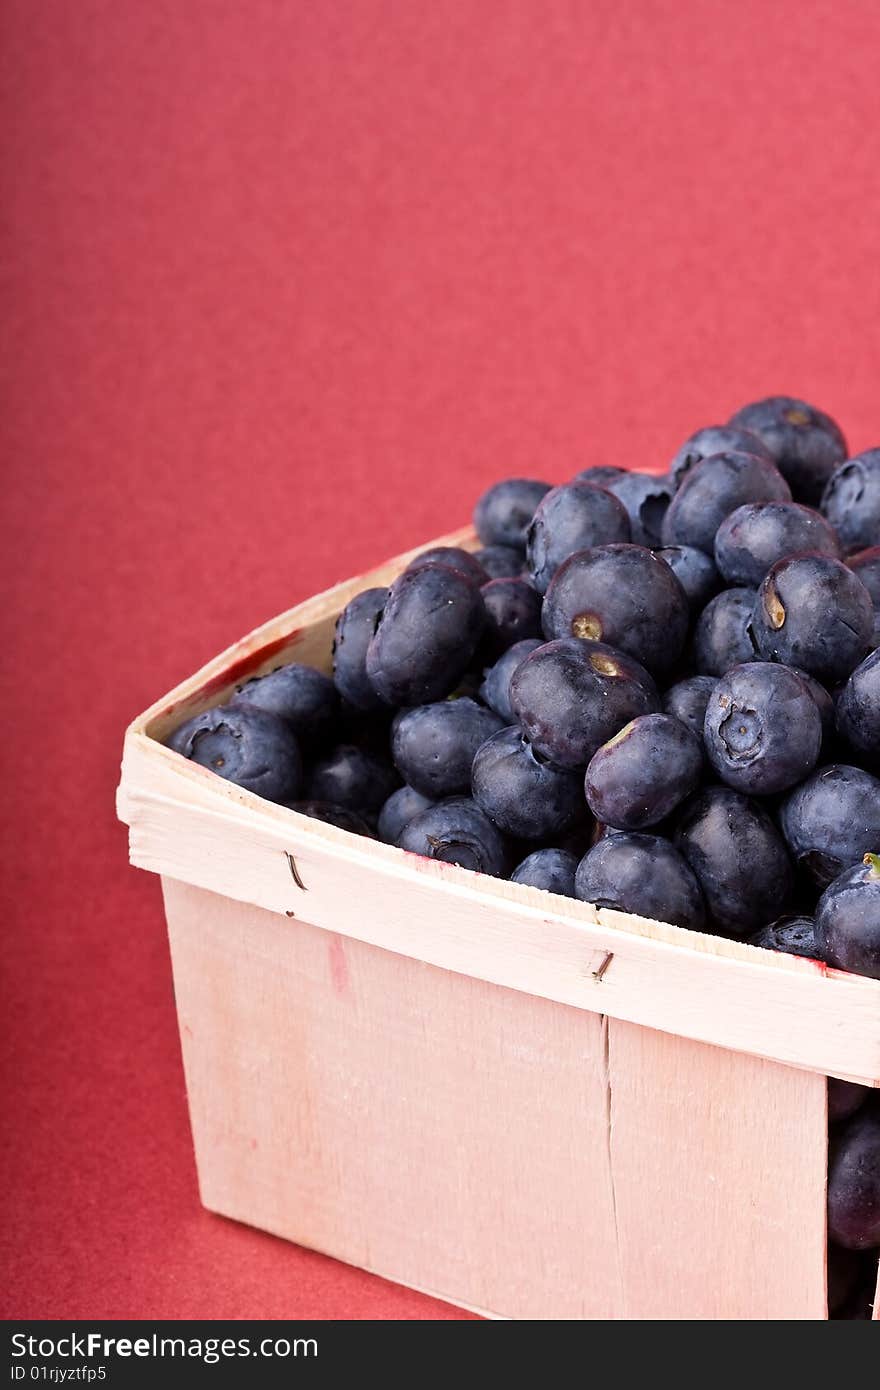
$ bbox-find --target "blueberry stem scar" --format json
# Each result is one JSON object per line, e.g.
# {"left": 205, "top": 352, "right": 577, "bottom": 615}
{"left": 592, "top": 951, "right": 614, "bottom": 982}
{"left": 285, "top": 851, "right": 307, "bottom": 891}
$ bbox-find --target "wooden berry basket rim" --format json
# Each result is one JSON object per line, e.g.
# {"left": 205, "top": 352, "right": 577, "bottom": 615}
{"left": 117, "top": 525, "right": 880, "bottom": 1089}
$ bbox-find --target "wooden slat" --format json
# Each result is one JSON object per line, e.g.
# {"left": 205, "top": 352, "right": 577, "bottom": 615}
{"left": 120, "top": 745, "right": 880, "bottom": 1086}
{"left": 607, "top": 1020, "right": 828, "bottom": 1320}
{"left": 163, "top": 877, "right": 623, "bottom": 1320}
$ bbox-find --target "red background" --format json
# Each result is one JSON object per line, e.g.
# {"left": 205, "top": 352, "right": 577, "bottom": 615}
{"left": 3, "top": 0, "right": 879, "bottom": 1319}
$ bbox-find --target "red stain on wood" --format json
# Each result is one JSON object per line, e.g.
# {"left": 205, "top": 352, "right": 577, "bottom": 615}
{"left": 328, "top": 934, "right": 349, "bottom": 996}
{"left": 198, "top": 632, "right": 300, "bottom": 699}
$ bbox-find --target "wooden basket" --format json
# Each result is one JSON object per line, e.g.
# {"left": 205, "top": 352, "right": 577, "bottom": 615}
{"left": 117, "top": 527, "right": 880, "bottom": 1320}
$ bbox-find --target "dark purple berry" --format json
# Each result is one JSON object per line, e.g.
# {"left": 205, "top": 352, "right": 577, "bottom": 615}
{"left": 703, "top": 662, "right": 822, "bottom": 795}
{"left": 585, "top": 713, "right": 702, "bottom": 830}
{"left": 728, "top": 395, "right": 847, "bottom": 505}
{"left": 655, "top": 545, "right": 720, "bottom": 610}
{"left": 479, "top": 577, "right": 543, "bottom": 658}
{"left": 661, "top": 451, "right": 791, "bottom": 553}
{"left": 472, "top": 726, "right": 586, "bottom": 840}
{"left": 693, "top": 587, "right": 759, "bottom": 676}
{"left": 474, "top": 478, "right": 551, "bottom": 550}
{"left": 377, "top": 785, "right": 436, "bottom": 844}
{"left": 747, "top": 916, "right": 819, "bottom": 959}
{"left": 510, "top": 848, "right": 579, "bottom": 896}
{"left": 749, "top": 554, "right": 873, "bottom": 683}
{"left": 669, "top": 423, "right": 774, "bottom": 490}
{"left": 714, "top": 501, "right": 840, "bottom": 586}
{"left": 525, "top": 483, "right": 631, "bottom": 594}
{"left": 478, "top": 638, "right": 543, "bottom": 724}
{"left": 575, "top": 833, "right": 706, "bottom": 932}
{"left": 675, "top": 786, "right": 794, "bottom": 936}
{"left": 391, "top": 698, "right": 503, "bottom": 798}
{"left": 231, "top": 662, "right": 338, "bottom": 744}
{"left": 366, "top": 565, "right": 486, "bottom": 706}
{"left": 815, "top": 854, "right": 880, "bottom": 981}
{"left": 542, "top": 544, "right": 689, "bottom": 677}
{"left": 827, "top": 1107, "right": 880, "bottom": 1250}
{"left": 780, "top": 765, "right": 880, "bottom": 887}
{"left": 509, "top": 638, "right": 659, "bottom": 769}
{"left": 821, "top": 448, "right": 880, "bottom": 554}
{"left": 398, "top": 796, "right": 509, "bottom": 877}
{"left": 606, "top": 471, "right": 673, "bottom": 548}
{"left": 170, "top": 705, "right": 302, "bottom": 804}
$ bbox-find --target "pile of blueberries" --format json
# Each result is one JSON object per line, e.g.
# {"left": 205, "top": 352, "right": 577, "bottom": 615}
{"left": 169, "top": 394, "right": 879, "bottom": 1310}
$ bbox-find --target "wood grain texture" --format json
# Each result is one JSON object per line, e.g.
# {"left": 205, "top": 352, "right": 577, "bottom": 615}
{"left": 607, "top": 1020, "right": 828, "bottom": 1320}
{"left": 162, "top": 878, "right": 835, "bottom": 1319}
{"left": 163, "top": 877, "right": 623, "bottom": 1320}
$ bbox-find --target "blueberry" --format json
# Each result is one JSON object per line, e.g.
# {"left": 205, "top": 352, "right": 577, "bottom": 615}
{"left": 837, "top": 649, "right": 880, "bottom": 768}
{"left": 605, "top": 471, "right": 673, "bottom": 548}
{"left": 585, "top": 713, "right": 702, "bottom": 830}
{"left": 473, "top": 544, "right": 525, "bottom": 579}
{"left": 572, "top": 465, "right": 627, "bottom": 487}
{"left": 478, "top": 638, "right": 543, "bottom": 723}
{"left": 479, "top": 577, "right": 543, "bottom": 658}
{"left": 406, "top": 546, "right": 488, "bottom": 585}
{"left": 366, "top": 565, "right": 485, "bottom": 706}
{"left": 542, "top": 544, "right": 689, "bottom": 677}
{"left": 826, "top": 1106, "right": 880, "bottom": 1250}
{"left": 305, "top": 743, "right": 399, "bottom": 818}
{"left": 391, "top": 698, "right": 504, "bottom": 798}
{"left": 655, "top": 545, "right": 720, "bottom": 611}
{"left": 714, "top": 501, "right": 841, "bottom": 586}
{"left": 661, "top": 675, "right": 717, "bottom": 742}
{"left": 285, "top": 801, "right": 375, "bottom": 836}
{"left": 780, "top": 765, "right": 880, "bottom": 886}
{"left": 398, "top": 796, "right": 509, "bottom": 876}
{"left": 574, "top": 833, "right": 706, "bottom": 932}
{"left": 510, "top": 638, "right": 659, "bottom": 769}
{"left": 848, "top": 547, "right": 880, "bottom": 608}
{"left": 525, "top": 483, "right": 631, "bottom": 594}
{"left": 471, "top": 725, "right": 586, "bottom": 840}
{"left": 510, "top": 848, "right": 579, "bottom": 896}
{"left": 728, "top": 396, "right": 848, "bottom": 505}
{"left": 821, "top": 448, "right": 880, "bottom": 553}
{"left": 336, "top": 697, "right": 395, "bottom": 752}
{"left": 791, "top": 668, "right": 836, "bottom": 746}
{"left": 827, "top": 1245, "right": 865, "bottom": 1314}
{"left": 828, "top": 1079, "right": 869, "bottom": 1125}
{"left": 474, "top": 478, "right": 551, "bottom": 550}
{"left": 747, "top": 915, "right": 819, "bottom": 959}
{"left": 693, "top": 587, "right": 759, "bottom": 676}
{"left": 170, "top": 705, "right": 302, "bottom": 804}
{"left": 332, "top": 587, "right": 389, "bottom": 712}
{"left": 669, "top": 424, "right": 774, "bottom": 490}
{"left": 230, "top": 662, "right": 339, "bottom": 743}
{"left": 661, "top": 451, "right": 791, "bottom": 554}
{"left": 848, "top": 547, "right": 880, "bottom": 648}
{"left": 749, "top": 554, "right": 873, "bottom": 683}
{"left": 377, "top": 785, "right": 436, "bottom": 843}
{"left": 703, "top": 662, "right": 822, "bottom": 795}
{"left": 675, "top": 787, "right": 794, "bottom": 936}
{"left": 815, "top": 854, "right": 880, "bottom": 980}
